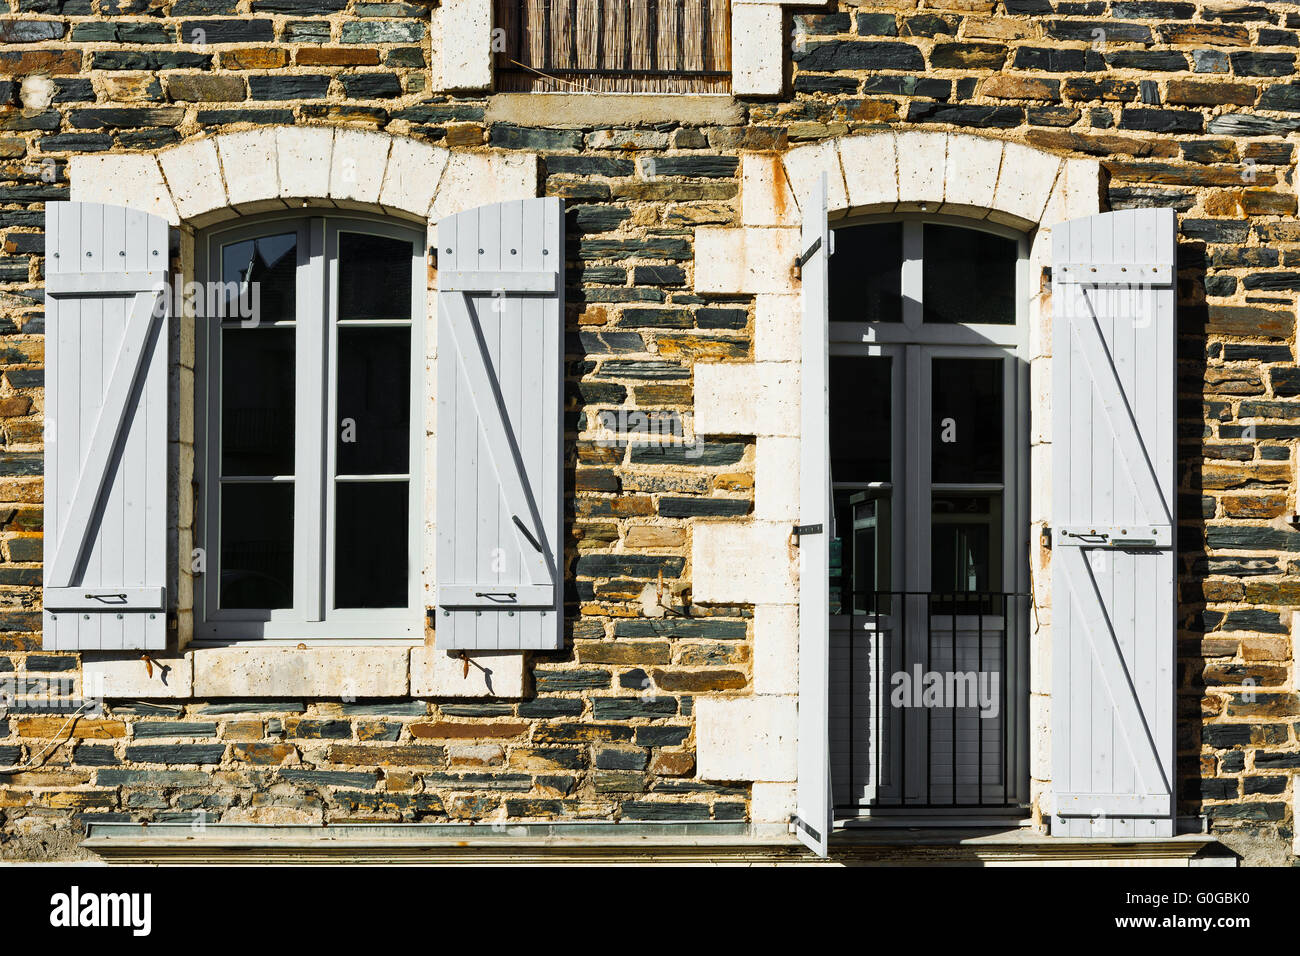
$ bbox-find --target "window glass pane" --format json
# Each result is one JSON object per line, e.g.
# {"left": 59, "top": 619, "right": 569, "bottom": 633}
{"left": 922, "top": 224, "right": 1017, "bottom": 325}
{"left": 219, "top": 483, "right": 294, "bottom": 609}
{"left": 830, "top": 355, "right": 891, "bottom": 485}
{"left": 931, "top": 493, "right": 1002, "bottom": 594}
{"left": 931, "top": 357, "right": 1003, "bottom": 484}
{"left": 221, "top": 327, "right": 295, "bottom": 476}
{"left": 335, "top": 481, "right": 408, "bottom": 608}
{"left": 336, "top": 327, "right": 411, "bottom": 476}
{"left": 221, "top": 233, "right": 296, "bottom": 324}
{"left": 832, "top": 489, "right": 892, "bottom": 613}
{"left": 338, "top": 233, "right": 413, "bottom": 321}
{"left": 829, "top": 222, "right": 902, "bottom": 322}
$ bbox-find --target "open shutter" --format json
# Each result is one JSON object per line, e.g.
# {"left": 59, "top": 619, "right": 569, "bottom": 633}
{"left": 434, "top": 197, "right": 564, "bottom": 650}
{"left": 43, "top": 201, "right": 170, "bottom": 651}
{"left": 795, "top": 174, "right": 832, "bottom": 857}
{"left": 1050, "top": 207, "right": 1176, "bottom": 837}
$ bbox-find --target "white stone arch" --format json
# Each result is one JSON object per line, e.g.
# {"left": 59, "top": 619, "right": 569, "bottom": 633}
{"left": 690, "top": 130, "right": 1104, "bottom": 827}
{"left": 68, "top": 125, "right": 540, "bottom": 228}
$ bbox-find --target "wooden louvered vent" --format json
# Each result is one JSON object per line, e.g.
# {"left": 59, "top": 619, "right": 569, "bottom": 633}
{"left": 494, "top": 0, "right": 731, "bottom": 92}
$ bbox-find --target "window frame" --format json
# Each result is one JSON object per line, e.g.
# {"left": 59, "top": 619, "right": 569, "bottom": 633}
{"left": 194, "top": 213, "right": 427, "bottom": 645}
{"left": 827, "top": 213, "right": 1031, "bottom": 812}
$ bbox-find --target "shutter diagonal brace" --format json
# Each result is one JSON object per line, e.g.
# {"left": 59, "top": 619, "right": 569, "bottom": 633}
{"left": 1069, "top": 285, "right": 1173, "bottom": 528}
{"left": 46, "top": 282, "right": 165, "bottom": 591}
{"left": 441, "top": 289, "right": 555, "bottom": 590}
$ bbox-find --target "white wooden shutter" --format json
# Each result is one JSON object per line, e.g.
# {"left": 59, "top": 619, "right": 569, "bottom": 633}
{"left": 43, "top": 201, "right": 170, "bottom": 650}
{"left": 1050, "top": 207, "right": 1176, "bottom": 837}
{"left": 795, "top": 174, "right": 832, "bottom": 857}
{"left": 434, "top": 197, "right": 563, "bottom": 650}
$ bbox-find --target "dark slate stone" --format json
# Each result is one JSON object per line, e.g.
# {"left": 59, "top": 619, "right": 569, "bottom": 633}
{"left": 575, "top": 554, "right": 686, "bottom": 579}
{"left": 855, "top": 12, "right": 897, "bottom": 35}
{"left": 1207, "top": 113, "right": 1300, "bottom": 135}
{"left": 614, "top": 619, "right": 747, "bottom": 640}
{"left": 619, "top": 800, "right": 711, "bottom": 821}
{"left": 1111, "top": 1, "right": 1196, "bottom": 15}
{"left": 534, "top": 669, "right": 612, "bottom": 692}
{"left": 38, "top": 133, "right": 113, "bottom": 152}
{"left": 641, "top": 156, "right": 739, "bottom": 178}
{"left": 591, "top": 697, "right": 678, "bottom": 721}
{"left": 569, "top": 205, "right": 632, "bottom": 232}
{"left": 597, "top": 360, "right": 690, "bottom": 380}
{"left": 53, "top": 78, "right": 96, "bottom": 103}
{"left": 91, "top": 52, "right": 213, "bottom": 70}
{"left": 422, "top": 772, "right": 532, "bottom": 791}
{"left": 1202, "top": 723, "right": 1252, "bottom": 747}
{"left": 0, "top": 19, "right": 66, "bottom": 41}
{"left": 1181, "top": 219, "right": 1251, "bottom": 243}
{"left": 491, "top": 123, "right": 582, "bottom": 151}
{"left": 72, "top": 744, "right": 119, "bottom": 767}
{"left": 1258, "top": 83, "right": 1300, "bottom": 111}
{"left": 792, "top": 41, "right": 925, "bottom": 72}
{"left": 860, "top": 75, "right": 951, "bottom": 99}
{"left": 251, "top": 0, "right": 347, "bottom": 10}
{"left": 340, "top": 72, "right": 403, "bottom": 98}
{"left": 339, "top": 20, "right": 425, "bottom": 43}
{"left": 21, "top": 655, "right": 76, "bottom": 672}
{"left": 196, "top": 109, "right": 297, "bottom": 125}
{"left": 180, "top": 19, "right": 274, "bottom": 43}
{"left": 516, "top": 698, "right": 585, "bottom": 718}
{"left": 1106, "top": 50, "right": 1187, "bottom": 71}
{"left": 1206, "top": 525, "right": 1300, "bottom": 551}
{"left": 130, "top": 721, "right": 219, "bottom": 739}
{"left": 249, "top": 75, "right": 332, "bottom": 100}
{"left": 628, "top": 442, "right": 745, "bottom": 466}
{"left": 1045, "top": 19, "right": 1152, "bottom": 42}
{"left": 1118, "top": 108, "right": 1203, "bottom": 133}
{"left": 123, "top": 744, "right": 227, "bottom": 764}
{"left": 546, "top": 156, "right": 634, "bottom": 177}
{"left": 1012, "top": 47, "right": 1102, "bottom": 72}
{"left": 1231, "top": 51, "right": 1295, "bottom": 76}
{"left": 906, "top": 103, "right": 1024, "bottom": 128}
{"left": 278, "top": 769, "right": 379, "bottom": 788}
{"left": 793, "top": 75, "right": 860, "bottom": 94}
{"left": 386, "top": 47, "right": 426, "bottom": 67}
{"left": 657, "top": 497, "right": 752, "bottom": 518}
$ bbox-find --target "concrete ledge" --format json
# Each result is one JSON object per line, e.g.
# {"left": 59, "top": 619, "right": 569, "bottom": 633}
{"left": 80, "top": 821, "right": 1236, "bottom": 866}
{"left": 192, "top": 647, "right": 409, "bottom": 698}
{"left": 485, "top": 93, "right": 744, "bottom": 128}
{"left": 409, "top": 648, "right": 525, "bottom": 698}
{"left": 83, "top": 653, "right": 194, "bottom": 699}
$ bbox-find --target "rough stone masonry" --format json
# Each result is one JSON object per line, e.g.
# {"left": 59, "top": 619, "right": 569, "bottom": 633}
{"left": 0, "top": 0, "right": 1298, "bottom": 864}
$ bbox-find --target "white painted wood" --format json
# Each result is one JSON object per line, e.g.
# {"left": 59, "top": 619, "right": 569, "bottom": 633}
{"left": 1050, "top": 208, "right": 1176, "bottom": 837}
{"left": 43, "top": 201, "right": 169, "bottom": 650}
{"left": 435, "top": 198, "right": 563, "bottom": 649}
{"left": 44, "top": 587, "right": 165, "bottom": 611}
{"left": 45, "top": 271, "right": 166, "bottom": 295}
{"left": 796, "top": 174, "right": 832, "bottom": 857}
{"left": 438, "top": 270, "right": 557, "bottom": 293}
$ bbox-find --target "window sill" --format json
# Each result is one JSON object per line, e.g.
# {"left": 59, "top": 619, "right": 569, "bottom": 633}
{"left": 484, "top": 93, "right": 743, "bottom": 128}
{"left": 82, "top": 646, "right": 526, "bottom": 700}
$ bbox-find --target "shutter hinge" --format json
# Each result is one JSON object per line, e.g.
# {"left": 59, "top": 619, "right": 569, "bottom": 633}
{"left": 791, "top": 523, "right": 823, "bottom": 541}
{"left": 793, "top": 236, "right": 822, "bottom": 279}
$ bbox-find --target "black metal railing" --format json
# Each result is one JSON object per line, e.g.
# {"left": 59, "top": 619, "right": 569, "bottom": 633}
{"left": 831, "top": 590, "right": 1030, "bottom": 814}
{"left": 494, "top": 0, "right": 731, "bottom": 92}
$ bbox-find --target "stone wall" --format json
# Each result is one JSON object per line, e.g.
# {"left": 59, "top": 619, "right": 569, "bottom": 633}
{"left": 0, "top": 0, "right": 1297, "bottom": 862}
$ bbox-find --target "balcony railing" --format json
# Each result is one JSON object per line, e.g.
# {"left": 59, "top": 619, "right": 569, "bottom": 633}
{"left": 832, "top": 590, "right": 1030, "bottom": 814}
{"left": 494, "top": 0, "right": 732, "bottom": 92}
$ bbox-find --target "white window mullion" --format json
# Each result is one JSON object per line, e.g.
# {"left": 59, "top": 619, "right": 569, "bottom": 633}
{"left": 901, "top": 221, "right": 923, "bottom": 330}
{"left": 295, "top": 218, "right": 327, "bottom": 622}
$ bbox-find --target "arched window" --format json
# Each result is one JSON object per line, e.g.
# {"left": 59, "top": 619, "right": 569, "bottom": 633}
{"left": 195, "top": 215, "right": 425, "bottom": 642}
{"left": 825, "top": 214, "right": 1030, "bottom": 816}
